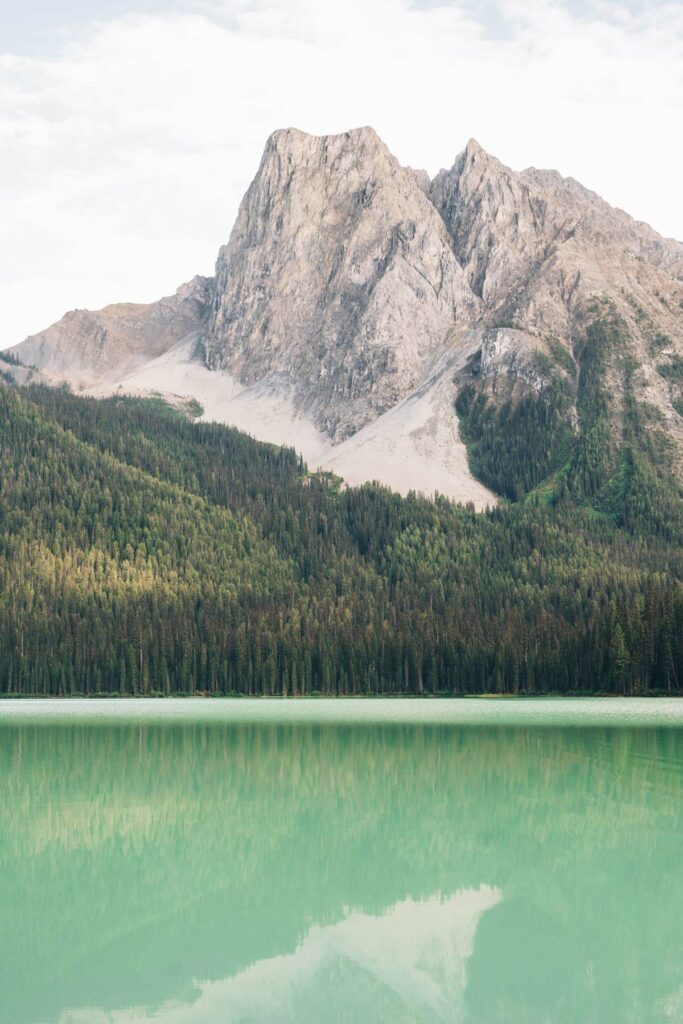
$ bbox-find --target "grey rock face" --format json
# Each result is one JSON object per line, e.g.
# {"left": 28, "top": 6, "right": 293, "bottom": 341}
{"left": 477, "top": 328, "right": 556, "bottom": 397}
{"left": 431, "top": 139, "right": 683, "bottom": 467}
{"left": 432, "top": 139, "right": 683, "bottom": 347}
{"left": 8, "top": 126, "right": 683, "bottom": 493}
{"left": 202, "top": 128, "right": 480, "bottom": 440}
{"left": 9, "top": 276, "right": 213, "bottom": 386}
{"left": 431, "top": 140, "right": 561, "bottom": 310}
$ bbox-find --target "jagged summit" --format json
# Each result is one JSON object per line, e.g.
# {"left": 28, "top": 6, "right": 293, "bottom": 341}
{"left": 440, "top": 137, "right": 501, "bottom": 176}
{"left": 6, "top": 127, "right": 683, "bottom": 503}
{"left": 460, "top": 137, "right": 490, "bottom": 162}
{"left": 260, "top": 127, "right": 395, "bottom": 191}
{"left": 203, "top": 121, "right": 479, "bottom": 441}
{"left": 267, "top": 125, "right": 383, "bottom": 147}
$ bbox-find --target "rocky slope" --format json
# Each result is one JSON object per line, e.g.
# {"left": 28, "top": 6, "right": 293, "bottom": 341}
{"left": 432, "top": 139, "right": 683, "bottom": 338}
{"left": 6, "top": 128, "right": 683, "bottom": 505}
{"left": 11, "top": 276, "right": 212, "bottom": 387}
{"left": 432, "top": 141, "right": 683, "bottom": 463}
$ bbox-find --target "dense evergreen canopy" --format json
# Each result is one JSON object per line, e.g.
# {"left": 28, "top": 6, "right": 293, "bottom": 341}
{"left": 1, "top": 364, "right": 681, "bottom": 696}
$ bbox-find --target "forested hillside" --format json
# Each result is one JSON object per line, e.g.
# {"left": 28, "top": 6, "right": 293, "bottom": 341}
{"left": 1, "top": 379, "right": 682, "bottom": 696}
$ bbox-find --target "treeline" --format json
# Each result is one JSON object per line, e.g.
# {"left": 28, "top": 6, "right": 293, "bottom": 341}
{"left": 455, "top": 377, "right": 574, "bottom": 501}
{"left": 456, "top": 320, "right": 683, "bottom": 541}
{"left": 0, "top": 376, "right": 682, "bottom": 696}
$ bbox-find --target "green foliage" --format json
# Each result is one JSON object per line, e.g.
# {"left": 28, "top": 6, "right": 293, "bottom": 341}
{"left": 0, "top": 351, "right": 23, "bottom": 366}
{"left": 648, "top": 332, "right": 670, "bottom": 356}
{"left": 455, "top": 322, "right": 638, "bottom": 507}
{"left": 183, "top": 397, "right": 204, "bottom": 419}
{"left": 546, "top": 337, "right": 576, "bottom": 375}
{"left": 0, "top": 381, "right": 681, "bottom": 697}
{"left": 657, "top": 355, "right": 683, "bottom": 382}
{"left": 458, "top": 313, "right": 683, "bottom": 540}
{"left": 565, "top": 320, "right": 618, "bottom": 500}
{"left": 456, "top": 379, "right": 574, "bottom": 501}
{"left": 0, "top": 352, "right": 23, "bottom": 384}
{"left": 577, "top": 337, "right": 683, "bottom": 542}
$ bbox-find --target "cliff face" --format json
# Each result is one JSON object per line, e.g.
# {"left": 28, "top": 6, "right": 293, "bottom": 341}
{"left": 7, "top": 128, "right": 683, "bottom": 502}
{"left": 430, "top": 139, "right": 683, "bottom": 468}
{"left": 203, "top": 127, "right": 479, "bottom": 441}
{"left": 432, "top": 139, "right": 683, "bottom": 340}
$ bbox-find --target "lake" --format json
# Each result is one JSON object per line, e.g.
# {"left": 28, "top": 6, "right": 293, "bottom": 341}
{"left": 1, "top": 699, "right": 682, "bottom": 1023}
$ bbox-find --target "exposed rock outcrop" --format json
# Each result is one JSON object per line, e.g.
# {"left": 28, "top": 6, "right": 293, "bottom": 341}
{"left": 10, "top": 276, "right": 212, "bottom": 387}
{"left": 431, "top": 139, "right": 683, "bottom": 348}
{"left": 6, "top": 127, "right": 683, "bottom": 501}
{"left": 203, "top": 127, "right": 479, "bottom": 441}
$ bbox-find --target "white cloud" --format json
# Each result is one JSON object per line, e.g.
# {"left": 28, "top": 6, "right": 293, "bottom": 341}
{"left": 1, "top": 0, "right": 682, "bottom": 345}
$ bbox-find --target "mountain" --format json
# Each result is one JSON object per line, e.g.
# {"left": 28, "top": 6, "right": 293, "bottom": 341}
{"left": 6, "top": 128, "right": 683, "bottom": 508}
{"left": 204, "top": 127, "right": 479, "bottom": 441}
{"left": 8, "top": 276, "right": 212, "bottom": 387}
{"left": 431, "top": 141, "right": 683, "bottom": 485}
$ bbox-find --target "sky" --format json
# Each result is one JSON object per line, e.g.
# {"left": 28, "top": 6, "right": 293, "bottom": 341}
{"left": 1, "top": 0, "right": 682, "bottom": 346}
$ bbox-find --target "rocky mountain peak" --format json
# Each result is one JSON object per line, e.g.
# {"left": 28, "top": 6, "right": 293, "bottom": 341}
{"left": 267, "top": 124, "right": 384, "bottom": 153}
{"left": 6, "top": 126, "right": 683, "bottom": 502}
{"left": 460, "top": 137, "right": 492, "bottom": 165}
{"left": 202, "top": 127, "right": 480, "bottom": 440}
{"left": 431, "top": 141, "right": 546, "bottom": 307}
{"left": 255, "top": 126, "right": 399, "bottom": 205}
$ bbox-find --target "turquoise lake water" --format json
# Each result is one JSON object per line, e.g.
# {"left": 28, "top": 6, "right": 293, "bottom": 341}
{"left": 1, "top": 699, "right": 682, "bottom": 1023}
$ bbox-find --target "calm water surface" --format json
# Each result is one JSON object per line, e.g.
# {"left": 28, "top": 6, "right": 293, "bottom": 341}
{"left": 1, "top": 699, "right": 682, "bottom": 1024}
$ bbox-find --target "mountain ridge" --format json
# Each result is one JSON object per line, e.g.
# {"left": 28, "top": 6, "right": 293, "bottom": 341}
{"left": 5, "top": 127, "right": 683, "bottom": 505}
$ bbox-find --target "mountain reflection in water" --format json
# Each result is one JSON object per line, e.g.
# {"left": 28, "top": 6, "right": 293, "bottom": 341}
{"left": 1, "top": 705, "right": 682, "bottom": 1023}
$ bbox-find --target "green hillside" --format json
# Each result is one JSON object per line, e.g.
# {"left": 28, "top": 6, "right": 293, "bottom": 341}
{"left": 1, "top": 381, "right": 681, "bottom": 696}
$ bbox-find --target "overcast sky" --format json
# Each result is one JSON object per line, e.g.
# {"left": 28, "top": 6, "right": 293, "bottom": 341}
{"left": 1, "top": 0, "right": 682, "bottom": 345}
